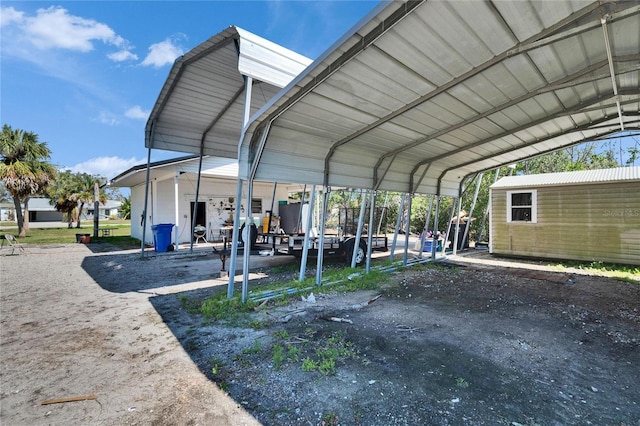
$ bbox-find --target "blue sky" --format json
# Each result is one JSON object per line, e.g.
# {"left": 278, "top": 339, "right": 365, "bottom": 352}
{"left": 1, "top": 1, "right": 637, "bottom": 183}
{"left": 1, "top": 1, "right": 379, "bottom": 180}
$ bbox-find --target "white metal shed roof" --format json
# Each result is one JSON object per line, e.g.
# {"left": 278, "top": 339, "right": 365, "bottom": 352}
{"left": 239, "top": 0, "right": 640, "bottom": 197}
{"left": 109, "top": 156, "right": 238, "bottom": 188}
{"left": 145, "top": 26, "right": 312, "bottom": 158}
{"left": 491, "top": 165, "right": 640, "bottom": 188}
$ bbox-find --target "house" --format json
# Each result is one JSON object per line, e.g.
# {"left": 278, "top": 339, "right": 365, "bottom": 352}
{"left": 489, "top": 167, "right": 640, "bottom": 266}
{"left": 84, "top": 199, "right": 122, "bottom": 220}
{"left": 0, "top": 198, "right": 122, "bottom": 223}
{"left": 25, "top": 198, "right": 64, "bottom": 222}
{"left": 109, "top": 156, "right": 294, "bottom": 245}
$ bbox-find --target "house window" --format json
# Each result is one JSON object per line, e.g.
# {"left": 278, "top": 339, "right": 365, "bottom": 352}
{"left": 507, "top": 190, "right": 537, "bottom": 223}
{"left": 251, "top": 198, "right": 262, "bottom": 214}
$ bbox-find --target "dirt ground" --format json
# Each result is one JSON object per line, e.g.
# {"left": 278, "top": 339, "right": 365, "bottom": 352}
{"left": 1, "top": 242, "right": 638, "bottom": 425}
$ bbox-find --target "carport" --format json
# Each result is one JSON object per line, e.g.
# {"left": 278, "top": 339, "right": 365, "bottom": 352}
{"left": 145, "top": 1, "right": 640, "bottom": 301}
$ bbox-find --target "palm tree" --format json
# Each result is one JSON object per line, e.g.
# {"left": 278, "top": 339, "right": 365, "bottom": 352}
{"left": 47, "top": 171, "right": 107, "bottom": 228}
{"left": 0, "top": 124, "right": 57, "bottom": 237}
{"left": 74, "top": 173, "right": 106, "bottom": 228}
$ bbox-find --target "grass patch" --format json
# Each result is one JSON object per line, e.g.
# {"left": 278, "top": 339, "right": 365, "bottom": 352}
{"left": 549, "top": 260, "right": 640, "bottom": 283}
{"left": 0, "top": 221, "right": 136, "bottom": 248}
{"left": 299, "top": 331, "right": 357, "bottom": 376}
{"left": 179, "top": 295, "right": 202, "bottom": 314}
{"left": 199, "top": 292, "right": 257, "bottom": 323}
{"left": 247, "top": 265, "right": 390, "bottom": 306}
{"left": 270, "top": 330, "right": 301, "bottom": 370}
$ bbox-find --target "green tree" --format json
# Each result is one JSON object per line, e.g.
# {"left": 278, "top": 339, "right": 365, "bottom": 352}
{"left": 0, "top": 124, "right": 57, "bottom": 236}
{"left": 47, "top": 171, "right": 108, "bottom": 228}
{"left": 120, "top": 195, "right": 131, "bottom": 220}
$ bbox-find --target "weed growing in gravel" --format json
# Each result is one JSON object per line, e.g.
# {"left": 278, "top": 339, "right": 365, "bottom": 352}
{"left": 298, "top": 331, "right": 357, "bottom": 376}
{"left": 243, "top": 339, "right": 262, "bottom": 354}
{"left": 273, "top": 330, "right": 289, "bottom": 339}
{"left": 301, "top": 357, "right": 317, "bottom": 371}
{"left": 455, "top": 377, "right": 470, "bottom": 388}
{"left": 321, "top": 412, "right": 338, "bottom": 426}
{"left": 270, "top": 330, "right": 302, "bottom": 369}
{"left": 209, "top": 356, "right": 224, "bottom": 375}
{"left": 272, "top": 344, "right": 285, "bottom": 369}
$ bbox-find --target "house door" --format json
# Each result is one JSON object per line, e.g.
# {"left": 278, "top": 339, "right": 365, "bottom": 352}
{"left": 190, "top": 202, "right": 206, "bottom": 230}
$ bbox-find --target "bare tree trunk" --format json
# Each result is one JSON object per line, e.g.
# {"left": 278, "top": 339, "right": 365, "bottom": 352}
{"left": 23, "top": 196, "right": 30, "bottom": 233}
{"left": 76, "top": 202, "right": 84, "bottom": 228}
{"left": 13, "top": 196, "right": 26, "bottom": 237}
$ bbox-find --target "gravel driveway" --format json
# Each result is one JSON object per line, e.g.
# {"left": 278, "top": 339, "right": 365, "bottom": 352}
{"left": 1, "top": 243, "right": 638, "bottom": 425}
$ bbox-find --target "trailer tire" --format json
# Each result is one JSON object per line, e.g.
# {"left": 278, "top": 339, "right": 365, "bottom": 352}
{"left": 344, "top": 238, "right": 367, "bottom": 267}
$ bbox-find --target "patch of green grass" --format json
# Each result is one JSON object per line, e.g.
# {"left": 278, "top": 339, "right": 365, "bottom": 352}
{"left": 549, "top": 260, "right": 640, "bottom": 283}
{"left": 273, "top": 330, "right": 289, "bottom": 340}
{"left": 199, "top": 293, "right": 257, "bottom": 323}
{"left": 271, "top": 329, "right": 301, "bottom": 369}
{"left": 298, "top": 331, "right": 357, "bottom": 376}
{"left": 249, "top": 319, "right": 265, "bottom": 329}
{"left": 272, "top": 344, "right": 285, "bottom": 369}
{"left": 301, "top": 357, "right": 317, "bottom": 372}
{"left": 247, "top": 266, "right": 390, "bottom": 306}
{"left": 269, "top": 263, "right": 299, "bottom": 274}
{"left": 179, "top": 295, "right": 202, "bottom": 314}
{"left": 1, "top": 221, "right": 135, "bottom": 247}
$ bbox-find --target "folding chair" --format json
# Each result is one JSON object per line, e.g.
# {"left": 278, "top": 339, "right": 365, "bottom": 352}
{"left": 3, "top": 234, "right": 26, "bottom": 255}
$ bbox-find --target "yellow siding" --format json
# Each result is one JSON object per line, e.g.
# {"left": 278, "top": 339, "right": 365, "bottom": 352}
{"left": 490, "top": 181, "right": 640, "bottom": 265}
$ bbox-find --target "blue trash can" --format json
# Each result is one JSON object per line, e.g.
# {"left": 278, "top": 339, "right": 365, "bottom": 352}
{"left": 151, "top": 223, "right": 174, "bottom": 252}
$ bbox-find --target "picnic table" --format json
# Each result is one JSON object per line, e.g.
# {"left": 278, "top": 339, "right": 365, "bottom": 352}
{"left": 98, "top": 227, "right": 117, "bottom": 237}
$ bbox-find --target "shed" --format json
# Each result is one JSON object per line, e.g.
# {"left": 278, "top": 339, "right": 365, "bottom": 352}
{"left": 110, "top": 156, "right": 293, "bottom": 246}
{"left": 489, "top": 166, "right": 640, "bottom": 265}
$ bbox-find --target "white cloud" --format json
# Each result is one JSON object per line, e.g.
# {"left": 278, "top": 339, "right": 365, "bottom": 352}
{"left": 141, "top": 37, "right": 184, "bottom": 68}
{"left": 69, "top": 156, "right": 142, "bottom": 179}
{"left": 0, "top": 6, "right": 23, "bottom": 27}
{"left": 1, "top": 6, "right": 137, "bottom": 62}
{"left": 108, "top": 49, "right": 138, "bottom": 62}
{"left": 95, "top": 111, "right": 120, "bottom": 126}
{"left": 125, "top": 106, "right": 150, "bottom": 120}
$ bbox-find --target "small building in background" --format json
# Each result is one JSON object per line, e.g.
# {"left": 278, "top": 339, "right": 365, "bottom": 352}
{"left": 109, "top": 156, "right": 293, "bottom": 245}
{"left": 26, "top": 198, "right": 64, "bottom": 223}
{"left": 489, "top": 167, "right": 640, "bottom": 266}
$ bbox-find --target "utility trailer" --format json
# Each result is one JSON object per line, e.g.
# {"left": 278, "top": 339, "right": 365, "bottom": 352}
{"left": 282, "top": 207, "right": 389, "bottom": 266}
{"left": 285, "top": 233, "right": 387, "bottom": 266}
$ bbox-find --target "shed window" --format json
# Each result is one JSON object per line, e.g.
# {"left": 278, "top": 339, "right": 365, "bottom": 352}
{"left": 507, "top": 190, "right": 537, "bottom": 223}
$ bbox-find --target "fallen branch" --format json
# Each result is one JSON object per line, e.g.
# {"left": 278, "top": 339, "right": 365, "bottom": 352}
{"left": 349, "top": 294, "right": 382, "bottom": 310}
{"left": 41, "top": 395, "right": 97, "bottom": 405}
{"left": 396, "top": 325, "right": 420, "bottom": 332}
{"left": 321, "top": 316, "right": 353, "bottom": 324}
{"left": 253, "top": 299, "right": 269, "bottom": 311}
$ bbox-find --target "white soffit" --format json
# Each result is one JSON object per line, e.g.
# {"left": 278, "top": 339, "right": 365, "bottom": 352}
{"left": 241, "top": 0, "right": 640, "bottom": 197}
{"left": 145, "top": 26, "right": 312, "bottom": 158}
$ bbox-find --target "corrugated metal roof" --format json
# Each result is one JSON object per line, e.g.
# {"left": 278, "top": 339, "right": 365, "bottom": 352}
{"left": 491, "top": 166, "right": 640, "bottom": 189}
{"left": 237, "top": 0, "right": 639, "bottom": 197}
{"left": 110, "top": 156, "right": 239, "bottom": 188}
{"left": 145, "top": 26, "right": 312, "bottom": 158}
